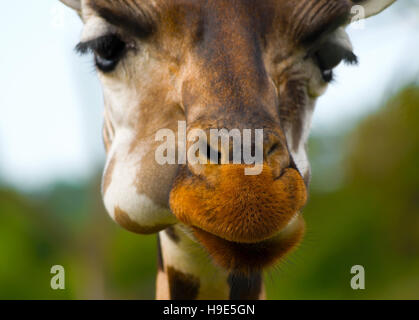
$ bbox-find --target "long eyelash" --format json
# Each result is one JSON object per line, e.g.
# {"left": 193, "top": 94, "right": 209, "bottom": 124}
{"left": 75, "top": 41, "right": 90, "bottom": 55}
{"left": 75, "top": 35, "right": 120, "bottom": 55}
{"left": 343, "top": 51, "right": 359, "bottom": 65}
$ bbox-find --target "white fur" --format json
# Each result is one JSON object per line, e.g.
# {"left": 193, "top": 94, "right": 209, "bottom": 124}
{"left": 103, "top": 129, "right": 177, "bottom": 228}
{"left": 159, "top": 227, "right": 230, "bottom": 299}
{"left": 80, "top": 16, "right": 110, "bottom": 42}
{"left": 287, "top": 105, "right": 314, "bottom": 181}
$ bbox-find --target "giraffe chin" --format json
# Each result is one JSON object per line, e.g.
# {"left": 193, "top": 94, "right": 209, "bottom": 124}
{"left": 192, "top": 214, "right": 305, "bottom": 274}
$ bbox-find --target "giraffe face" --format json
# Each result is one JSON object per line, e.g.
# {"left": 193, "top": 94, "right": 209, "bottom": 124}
{"left": 67, "top": 0, "right": 395, "bottom": 273}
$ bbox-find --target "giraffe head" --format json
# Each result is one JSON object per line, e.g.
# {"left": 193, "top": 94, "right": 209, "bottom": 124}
{"left": 61, "top": 0, "right": 396, "bottom": 274}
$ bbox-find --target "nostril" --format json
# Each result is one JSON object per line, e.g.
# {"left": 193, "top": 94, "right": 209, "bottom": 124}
{"left": 265, "top": 139, "right": 290, "bottom": 179}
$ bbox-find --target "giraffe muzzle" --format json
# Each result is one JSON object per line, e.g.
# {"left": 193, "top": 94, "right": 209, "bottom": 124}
{"left": 169, "top": 163, "right": 307, "bottom": 272}
{"left": 170, "top": 163, "right": 307, "bottom": 244}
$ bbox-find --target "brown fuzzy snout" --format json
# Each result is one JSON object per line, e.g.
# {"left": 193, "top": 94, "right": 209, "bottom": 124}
{"left": 170, "top": 164, "right": 307, "bottom": 244}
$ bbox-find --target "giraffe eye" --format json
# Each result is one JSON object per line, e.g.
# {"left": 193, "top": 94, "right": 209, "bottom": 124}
{"left": 314, "top": 42, "right": 358, "bottom": 82}
{"left": 76, "top": 34, "right": 126, "bottom": 73}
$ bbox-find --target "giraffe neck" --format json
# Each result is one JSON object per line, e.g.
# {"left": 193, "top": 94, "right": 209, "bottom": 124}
{"left": 156, "top": 225, "right": 266, "bottom": 300}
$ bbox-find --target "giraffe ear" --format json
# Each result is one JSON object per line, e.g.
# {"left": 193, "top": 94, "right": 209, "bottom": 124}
{"left": 59, "top": 0, "right": 81, "bottom": 12}
{"left": 351, "top": 0, "right": 396, "bottom": 19}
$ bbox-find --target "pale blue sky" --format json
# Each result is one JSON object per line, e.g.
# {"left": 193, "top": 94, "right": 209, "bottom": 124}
{"left": 0, "top": 0, "right": 418, "bottom": 189}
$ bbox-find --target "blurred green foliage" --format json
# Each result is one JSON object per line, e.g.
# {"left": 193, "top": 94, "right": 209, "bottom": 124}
{"left": 0, "top": 85, "right": 418, "bottom": 299}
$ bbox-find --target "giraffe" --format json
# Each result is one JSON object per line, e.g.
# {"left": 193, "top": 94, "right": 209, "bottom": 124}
{"left": 59, "top": 0, "right": 397, "bottom": 299}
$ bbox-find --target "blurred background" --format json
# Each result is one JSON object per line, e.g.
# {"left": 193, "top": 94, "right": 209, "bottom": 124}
{"left": 0, "top": 0, "right": 418, "bottom": 299}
